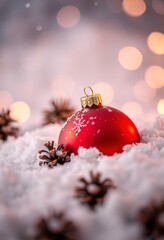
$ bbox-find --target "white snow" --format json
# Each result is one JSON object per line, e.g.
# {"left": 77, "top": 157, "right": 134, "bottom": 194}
{"left": 0, "top": 117, "right": 164, "bottom": 240}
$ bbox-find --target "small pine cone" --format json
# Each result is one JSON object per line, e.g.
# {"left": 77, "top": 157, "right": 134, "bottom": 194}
{"left": 38, "top": 141, "right": 71, "bottom": 168}
{"left": 43, "top": 99, "right": 75, "bottom": 125}
{"left": 0, "top": 109, "right": 19, "bottom": 141}
{"left": 137, "top": 200, "right": 164, "bottom": 239}
{"left": 32, "top": 212, "right": 78, "bottom": 240}
{"left": 75, "top": 171, "right": 116, "bottom": 209}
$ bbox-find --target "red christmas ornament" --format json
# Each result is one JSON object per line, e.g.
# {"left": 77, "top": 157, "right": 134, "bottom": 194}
{"left": 58, "top": 87, "right": 140, "bottom": 156}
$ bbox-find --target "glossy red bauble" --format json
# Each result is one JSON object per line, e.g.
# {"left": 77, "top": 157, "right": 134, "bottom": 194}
{"left": 58, "top": 105, "right": 140, "bottom": 156}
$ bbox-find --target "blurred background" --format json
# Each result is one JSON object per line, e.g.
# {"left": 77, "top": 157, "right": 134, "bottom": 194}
{"left": 0, "top": 0, "right": 164, "bottom": 130}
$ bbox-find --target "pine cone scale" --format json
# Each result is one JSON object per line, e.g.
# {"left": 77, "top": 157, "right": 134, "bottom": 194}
{"left": 75, "top": 171, "right": 116, "bottom": 209}
{"left": 33, "top": 212, "right": 78, "bottom": 240}
{"left": 38, "top": 141, "right": 71, "bottom": 168}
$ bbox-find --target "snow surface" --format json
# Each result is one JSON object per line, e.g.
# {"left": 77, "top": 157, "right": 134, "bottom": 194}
{"left": 0, "top": 117, "right": 164, "bottom": 240}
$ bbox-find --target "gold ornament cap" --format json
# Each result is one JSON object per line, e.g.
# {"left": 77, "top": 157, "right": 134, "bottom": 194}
{"left": 80, "top": 86, "right": 102, "bottom": 108}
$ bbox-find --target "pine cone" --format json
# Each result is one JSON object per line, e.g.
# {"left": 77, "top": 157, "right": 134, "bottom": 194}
{"left": 75, "top": 171, "right": 116, "bottom": 209}
{"left": 0, "top": 109, "right": 19, "bottom": 141}
{"left": 137, "top": 200, "right": 164, "bottom": 239}
{"left": 38, "top": 141, "right": 71, "bottom": 168}
{"left": 32, "top": 212, "right": 78, "bottom": 240}
{"left": 43, "top": 99, "right": 75, "bottom": 125}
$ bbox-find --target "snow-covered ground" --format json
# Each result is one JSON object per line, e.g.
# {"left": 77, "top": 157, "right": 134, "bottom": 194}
{"left": 0, "top": 116, "right": 164, "bottom": 240}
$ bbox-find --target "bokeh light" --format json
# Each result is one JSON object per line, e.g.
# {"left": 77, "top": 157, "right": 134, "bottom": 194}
{"left": 25, "top": 3, "right": 30, "bottom": 8}
{"left": 94, "top": 2, "right": 99, "bottom": 7}
{"left": 92, "top": 82, "right": 114, "bottom": 105}
{"left": 51, "top": 75, "right": 76, "bottom": 98}
{"left": 0, "top": 90, "right": 13, "bottom": 111}
{"left": 0, "top": 1, "right": 163, "bottom": 126}
{"left": 36, "top": 25, "right": 42, "bottom": 31}
{"left": 10, "top": 101, "right": 31, "bottom": 123}
{"left": 122, "top": 101, "right": 143, "bottom": 119}
{"left": 145, "top": 65, "right": 164, "bottom": 89}
{"left": 56, "top": 6, "right": 81, "bottom": 28}
{"left": 147, "top": 32, "right": 164, "bottom": 55}
{"left": 134, "top": 81, "right": 156, "bottom": 103}
{"left": 118, "top": 46, "right": 143, "bottom": 70}
{"left": 152, "top": 0, "right": 164, "bottom": 15}
{"left": 157, "top": 99, "right": 164, "bottom": 115}
{"left": 122, "top": 0, "right": 146, "bottom": 17}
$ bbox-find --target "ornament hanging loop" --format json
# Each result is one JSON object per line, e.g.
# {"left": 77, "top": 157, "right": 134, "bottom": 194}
{"left": 84, "top": 86, "right": 94, "bottom": 97}
{"left": 81, "top": 86, "right": 102, "bottom": 108}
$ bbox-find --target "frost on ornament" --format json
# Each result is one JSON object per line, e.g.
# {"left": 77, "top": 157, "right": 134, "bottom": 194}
{"left": 72, "top": 113, "right": 87, "bottom": 136}
{"left": 71, "top": 112, "right": 97, "bottom": 136}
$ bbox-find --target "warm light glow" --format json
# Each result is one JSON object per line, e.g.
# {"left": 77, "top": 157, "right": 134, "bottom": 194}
{"left": 121, "top": 102, "right": 143, "bottom": 119}
{"left": 147, "top": 32, "right": 164, "bottom": 55}
{"left": 0, "top": 90, "right": 13, "bottom": 111}
{"left": 118, "top": 46, "right": 143, "bottom": 70}
{"left": 134, "top": 81, "right": 156, "bottom": 103}
{"left": 52, "top": 75, "right": 76, "bottom": 98}
{"left": 92, "top": 82, "right": 114, "bottom": 105}
{"left": 145, "top": 65, "right": 164, "bottom": 89}
{"left": 127, "top": 125, "right": 136, "bottom": 135}
{"left": 122, "top": 0, "right": 146, "bottom": 17}
{"left": 157, "top": 99, "right": 164, "bottom": 115}
{"left": 152, "top": 0, "right": 164, "bottom": 15}
{"left": 57, "top": 6, "right": 81, "bottom": 28}
{"left": 10, "top": 101, "right": 31, "bottom": 123}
